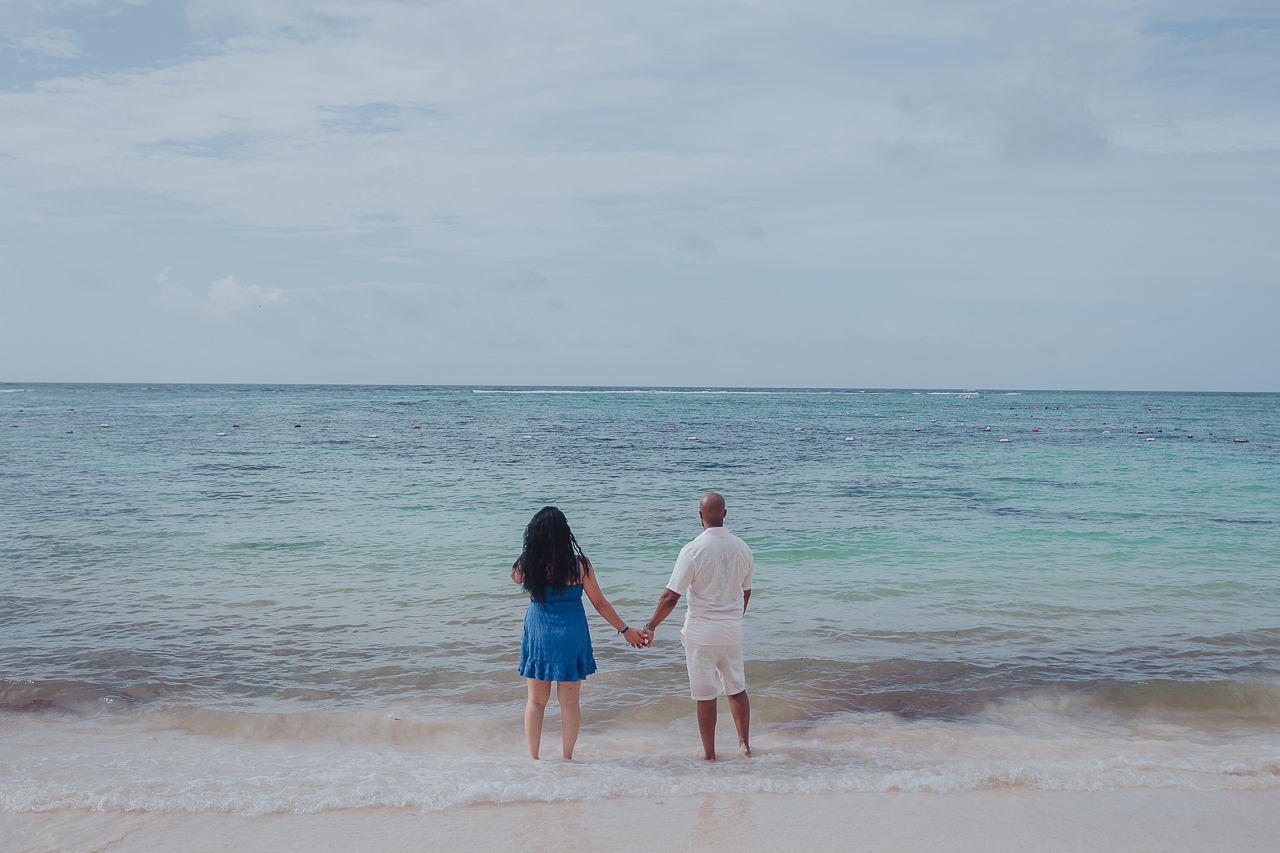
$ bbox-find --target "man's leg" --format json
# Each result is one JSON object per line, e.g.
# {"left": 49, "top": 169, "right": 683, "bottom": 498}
{"left": 727, "top": 690, "right": 751, "bottom": 756}
{"left": 696, "top": 698, "right": 718, "bottom": 761}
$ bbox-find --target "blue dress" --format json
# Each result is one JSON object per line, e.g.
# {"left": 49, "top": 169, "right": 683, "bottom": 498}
{"left": 519, "top": 583, "right": 598, "bottom": 682}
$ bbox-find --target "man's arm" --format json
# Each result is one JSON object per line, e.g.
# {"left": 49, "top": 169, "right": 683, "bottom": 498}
{"left": 642, "top": 588, "right": 682, "bottom": 637}
{"left": 743, "top": 588, "right": 751, "bottom": 613}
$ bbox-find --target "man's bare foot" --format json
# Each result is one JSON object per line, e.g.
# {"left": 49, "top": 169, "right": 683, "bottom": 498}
{"left": 740, "top": 741, "right": 752, "bottom": 758}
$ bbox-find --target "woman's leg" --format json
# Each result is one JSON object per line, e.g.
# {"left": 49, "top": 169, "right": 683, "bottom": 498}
{"left": 556, "top": 680, "right": 582, "bottom": 760}
{"left": 525, "top": 678, "right": 552, "bottom": 759}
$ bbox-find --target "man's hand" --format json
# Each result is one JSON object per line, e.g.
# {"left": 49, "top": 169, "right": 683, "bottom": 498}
{"left": 622, "top": 626, "right": 649, "bottom": 649}
{"left": 637, "top": 628, "right": 654, "bottom": 648}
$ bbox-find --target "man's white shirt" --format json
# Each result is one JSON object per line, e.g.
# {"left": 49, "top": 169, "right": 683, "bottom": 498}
{"left": 665, "top": 526, "right": 754, "bottom": 646}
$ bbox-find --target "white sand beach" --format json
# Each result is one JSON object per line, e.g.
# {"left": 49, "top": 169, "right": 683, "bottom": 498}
{"left": 5, "top": 789, "right": 1280, "bottom": 853}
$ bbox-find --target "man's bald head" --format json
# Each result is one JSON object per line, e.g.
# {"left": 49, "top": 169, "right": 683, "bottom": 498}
{"left": 699, "top": 492, "right": 726, "bottom": 528}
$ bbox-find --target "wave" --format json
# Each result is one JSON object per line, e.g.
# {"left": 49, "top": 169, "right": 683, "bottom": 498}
{"left": 1, "top": 703, "right": 1278, "bottom": 816}
{"left": 3, "top": 677, "right": 1280, "bottom": 815}
{"left": 470, "top": 389, "right": 832, "bottom": 396}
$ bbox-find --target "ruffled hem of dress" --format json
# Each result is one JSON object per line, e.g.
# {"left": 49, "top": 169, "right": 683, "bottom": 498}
{"left": 519, "top": 656, "right": 597, "bottom": 682}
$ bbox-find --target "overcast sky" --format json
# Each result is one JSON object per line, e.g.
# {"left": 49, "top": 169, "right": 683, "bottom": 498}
{"left": 1, "top": 1, "right": 1277, "bottom": 389}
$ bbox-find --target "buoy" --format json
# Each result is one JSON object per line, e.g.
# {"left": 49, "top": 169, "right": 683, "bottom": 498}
{"left": 8, "top": 424, "right": 15, "bottom": 428}
{"left": 1136, "top": 430, "right": 1144, "bottom": 434}
{"left": 66, "top": 430, "right": 73, "bottom": 434}
{"left": 913, "top": 428, "right": 922, "bottom": 432}
{"left": 216, "top": 432, "right": 227, "bottom": 436}
{"left": 186, "top": 415, "right": 192, "bottom": 418}
{"left": 998, "top": 438, "right": 1011, "bottom": 443}
{"left": 983, "top": 427, "right": 991, "bottom": 431}
{"left": 1187, "top": 435, "right": 1193, "bottom": 438}
{"left": 1234, "top": 439, "right": 1249, "bottom": 443}
{"left": 294, "top": 424, "right": 302, "bottom": 428}
{"left": 1103, "top": 430, "right": 1110, "bottom": 433}
{"left": 667, "top": 427, "right": 676, "bottom": 430}
{"left": 324, "top": 425, "right": 332, "bottom": 428}
{"left": 99, "top": 424, "right": 110, "bottom": 428}
{"left": 539, "top": 427, "right": 547, "bottom": 430}
{"left": 232, "top": 424, "right": 241, "bottom": 428}
{"left": 795, "top": 427, "right": 803, "bottom": 431}
{"left": 368, "top": 435, "right": 378, "bottom": 438}
{"left": 1062, "top": 429, "right": 1069, "bottom": 432}
{"left": 844, "top": 437, "right": 855, "bottom": 441}
{"left": 412, "top": 426, "right": 421, "bottom": 429}
{"left": 1031, "top": 429, "right": 1039, "bottom": 432}
{"left": 686, "top": 436, "right": 697, "bottom": 441}
{"left": 1146, "top": 437, "right": 1155, "bottom": 442}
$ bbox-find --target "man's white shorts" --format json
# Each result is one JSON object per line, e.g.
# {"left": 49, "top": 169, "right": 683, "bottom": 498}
{"left": 683, "top": 640, "right": 746, "bottom": 701}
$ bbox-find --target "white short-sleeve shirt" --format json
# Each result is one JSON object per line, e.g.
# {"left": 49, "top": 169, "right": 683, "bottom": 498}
{"left": 665, "top": 526, "right": 754, "bottom": 646}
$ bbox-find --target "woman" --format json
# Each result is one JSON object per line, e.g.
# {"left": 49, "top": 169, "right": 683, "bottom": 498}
{"left": 511, "top": 506, "right": 647, "bottom": 760}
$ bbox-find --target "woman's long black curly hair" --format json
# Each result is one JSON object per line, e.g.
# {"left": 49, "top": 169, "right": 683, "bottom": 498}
{"left": 517, "top": 506, "right": 588, "bottom": 602}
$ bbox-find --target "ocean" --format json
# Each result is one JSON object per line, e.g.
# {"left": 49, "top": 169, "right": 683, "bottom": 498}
{"left": 2, "top": 383, "right": 1278, "bottom": 814}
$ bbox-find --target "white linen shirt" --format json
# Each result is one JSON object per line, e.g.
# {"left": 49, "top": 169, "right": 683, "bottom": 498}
{"left": 665, "top": 526, "right": 754, "bottom": 646}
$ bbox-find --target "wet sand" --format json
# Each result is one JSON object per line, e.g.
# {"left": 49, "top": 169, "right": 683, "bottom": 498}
{"left": 5, "top": 789, "right": 1279, "bottom": 853}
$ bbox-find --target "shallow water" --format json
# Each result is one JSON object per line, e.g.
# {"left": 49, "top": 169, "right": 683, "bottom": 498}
{"left": 2, "top": 384, "right": 1278, "bottom": 811}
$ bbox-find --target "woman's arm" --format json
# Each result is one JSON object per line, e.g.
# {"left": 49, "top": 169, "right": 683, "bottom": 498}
{"left": 580, "top": 559, "right": 648, "bottom": 648}
{"left": 511, "top": 559, "right": 523, "bottom": 584}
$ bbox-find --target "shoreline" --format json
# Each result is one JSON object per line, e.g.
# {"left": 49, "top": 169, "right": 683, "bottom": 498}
{"left": 5, "top": 789, "right": 1280, "bottom": 853}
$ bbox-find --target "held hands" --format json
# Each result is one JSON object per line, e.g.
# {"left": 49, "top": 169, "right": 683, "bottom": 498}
{"left": 622, "top": 626, "right": 652, "bottom": 649}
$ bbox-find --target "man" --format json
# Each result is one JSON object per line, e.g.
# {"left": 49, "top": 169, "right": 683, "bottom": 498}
{"left": 640, "top": 492, "right": 753, "bottom": 760}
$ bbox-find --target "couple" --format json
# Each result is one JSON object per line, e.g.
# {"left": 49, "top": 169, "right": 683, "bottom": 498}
{"left": 510, "top": 493, "right": 753, "bottom": 762}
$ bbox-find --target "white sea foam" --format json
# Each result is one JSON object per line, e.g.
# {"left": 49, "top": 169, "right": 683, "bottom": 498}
{"left": 3, "top": 703, "right": 1278, "bottom": 816}
{"left": 470, "top": 389, "right": 833, "bottom": 396}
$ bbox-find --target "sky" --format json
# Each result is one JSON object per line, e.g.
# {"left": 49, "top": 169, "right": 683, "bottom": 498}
{"left": 1, "top": 0, "right": 1277, "bottom": 389}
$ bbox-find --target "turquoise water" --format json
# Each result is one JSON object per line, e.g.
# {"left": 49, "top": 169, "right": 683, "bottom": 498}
{"left": 2, "top": 384, "right": 1278, "bottom": 812}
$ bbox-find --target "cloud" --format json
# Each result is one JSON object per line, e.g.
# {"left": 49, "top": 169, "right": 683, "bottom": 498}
{"left": 678, "top": 233, "right": 716, "bottom": 259}
{"left": 1002, "top": 94, "right": 1109, "bottom": 165}
{"left": 8, "top": 25, "right": 82, "bottom": 59}
{"left": 201, "top": 276, "right": 285, "bottom": 316}
{"left": 0, "top": 1, "right": 1278, "bottom": 388}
